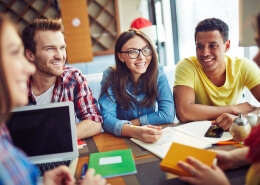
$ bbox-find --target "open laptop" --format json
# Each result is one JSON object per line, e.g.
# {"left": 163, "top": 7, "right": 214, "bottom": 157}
{"left": 6, "top": 101, "right": 79, "bottom": 179}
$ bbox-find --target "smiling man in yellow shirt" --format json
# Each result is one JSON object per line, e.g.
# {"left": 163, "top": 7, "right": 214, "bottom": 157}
{"left": 174, "top": 18, "right": 260, "bottom": 130}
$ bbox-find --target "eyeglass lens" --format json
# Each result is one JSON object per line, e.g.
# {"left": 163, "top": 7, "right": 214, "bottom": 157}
{"left": 128, "top": 46, "right": 152, "bottom": 59}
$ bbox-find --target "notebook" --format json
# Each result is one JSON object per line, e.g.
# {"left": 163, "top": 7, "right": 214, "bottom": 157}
{"left": 6, "top": 101, "right": 79, "bottom": 178}
{"left": 130, "top": 126, "right": 212, "bottom": 158}
{"left": 88, "top": 149, "right": 137, "bottom": 178}
{"left": 160, "top": 142, "right": 216, "bottom": 176}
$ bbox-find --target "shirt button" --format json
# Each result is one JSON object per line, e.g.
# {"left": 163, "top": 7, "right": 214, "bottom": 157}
{"left": 139, "top": 112, "right": 141, "bottom": 115}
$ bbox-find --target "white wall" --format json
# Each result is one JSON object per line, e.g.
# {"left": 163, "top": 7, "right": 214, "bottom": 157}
{"left": 118, "top": 0, "right": 143, "bottom": 32}
{"left": 239, "top": 0, "right": 260, "bottom": 46}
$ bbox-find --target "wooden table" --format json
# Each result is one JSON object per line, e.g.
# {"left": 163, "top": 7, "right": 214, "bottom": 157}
{"left": 75, "top": 130, "right": 249, "bottom": 185}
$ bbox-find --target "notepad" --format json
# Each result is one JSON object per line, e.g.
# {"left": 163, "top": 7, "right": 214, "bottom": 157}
{"left": 160, "top": 142, "right": 216, "bottom": 176}
{"left": 130, "top": 126, "right": 212, "bottom": 158}
{"left": 88, "top": 149, "right": 137, "bottom": 178}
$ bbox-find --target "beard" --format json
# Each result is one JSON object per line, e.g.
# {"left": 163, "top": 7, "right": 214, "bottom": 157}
{"left": 34, "top": 56, "right": 64, "bottom": 76}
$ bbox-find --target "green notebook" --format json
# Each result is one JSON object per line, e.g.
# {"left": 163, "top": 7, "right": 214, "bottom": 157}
{"left": 88, "top": 149, "right": 137, "bottom": 178}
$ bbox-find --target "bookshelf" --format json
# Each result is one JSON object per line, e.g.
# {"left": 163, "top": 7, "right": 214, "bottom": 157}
{"left": 0, "top": 0, "right": 120, "bottom": 57}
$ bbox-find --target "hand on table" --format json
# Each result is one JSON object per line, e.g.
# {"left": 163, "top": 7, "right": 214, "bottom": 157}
{"left": 80, "top": 168, "right": 108, "bottom": 185}
{"left": 214, "top": 113, "right": 237, "bottom": 130}
{"left": 235, "top": 102, "right": 256, "bottom": 114}
{"left": 43, "top": 165, "right": 75, "bottom": 185}
{"left": 215, "top": 147, "right": 250, "bottom": 171}
{"left": 177, "top": 157, "right": 230, "bottom": 185}
{"left": 133, "top": 125, "right": 163, "bottom": 143}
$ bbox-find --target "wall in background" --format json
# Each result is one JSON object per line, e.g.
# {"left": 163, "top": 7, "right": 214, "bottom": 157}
{"left": 70, "top": 0, "right": 146, "bottom": 74}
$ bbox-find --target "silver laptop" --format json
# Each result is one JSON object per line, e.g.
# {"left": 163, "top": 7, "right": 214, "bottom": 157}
{"left": 7, "top": 101, "right": 78, "bottom": 178}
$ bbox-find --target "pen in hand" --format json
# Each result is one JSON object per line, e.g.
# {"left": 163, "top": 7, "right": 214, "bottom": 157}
{"left": 81, "top": 163, "right": 88, "bottom": 179}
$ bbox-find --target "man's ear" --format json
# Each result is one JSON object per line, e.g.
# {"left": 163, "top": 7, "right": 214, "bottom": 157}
{"left": 25, "top": 49, "right": 35, "bottom": 62}
{"left": 224, "top": 40, "right": 230, "bottom": 52}
{"left": 117, "top": 52, "right": 125, "bottom": 63}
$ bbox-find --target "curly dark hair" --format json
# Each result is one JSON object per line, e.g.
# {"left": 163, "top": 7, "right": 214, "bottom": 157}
{"left": 195, "top": 18, "right": 229, "bottom": 43}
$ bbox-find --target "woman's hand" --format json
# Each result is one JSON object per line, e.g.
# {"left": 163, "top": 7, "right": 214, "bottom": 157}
{"left": 133, "top": 125, "right": 163, "bottom": 143}
{"left": 177, "top": 157, "right": 230, "bottom": 185}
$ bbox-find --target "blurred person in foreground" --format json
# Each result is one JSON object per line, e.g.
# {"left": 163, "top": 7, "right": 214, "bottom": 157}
{"left": 0, "top": 14, "right": 107, "bottom": 185}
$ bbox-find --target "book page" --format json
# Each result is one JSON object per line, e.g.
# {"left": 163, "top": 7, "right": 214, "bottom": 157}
{"left": 130, "top": 126, "right": 212, "bottom": 159}
{"left": 176, "top": 121, "right": 233, "bottom": 144}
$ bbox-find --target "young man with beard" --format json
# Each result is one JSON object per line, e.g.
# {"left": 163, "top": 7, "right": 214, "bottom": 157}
{"left": 174, "top": 18, "right": 260, "bottom": 130}
{"left": 22, "top": 18, "right": 102, "bottom": 139}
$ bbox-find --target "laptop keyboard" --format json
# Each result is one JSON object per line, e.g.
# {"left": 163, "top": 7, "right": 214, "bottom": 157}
{"left": 36, "top": 160, "right": 71, "bottom": 176}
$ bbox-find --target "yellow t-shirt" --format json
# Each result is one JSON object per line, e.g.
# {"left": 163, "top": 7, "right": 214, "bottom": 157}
{"left": 174, "top": 56, "right": 260, "bottom": 106}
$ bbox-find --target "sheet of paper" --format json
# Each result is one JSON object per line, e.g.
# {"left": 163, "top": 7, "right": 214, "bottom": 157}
{"left": 176, "top": 121, "right": 233, "bottom": 144}
{"left": 131, "top": 126, "right": 212, "bottom": 159}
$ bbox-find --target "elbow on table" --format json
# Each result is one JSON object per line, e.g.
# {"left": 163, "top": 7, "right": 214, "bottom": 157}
{"left": 102, "top": 121, "right": 114, "bottom": 134}
{"left": 160, "top": 110, "right": 175, "bottom": 123}
{"left": 176, "top": 109, "right": 192, "bottom": 123}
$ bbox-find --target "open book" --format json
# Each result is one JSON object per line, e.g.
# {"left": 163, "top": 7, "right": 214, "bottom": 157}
{"left": 130, "top": 126, "right": 212, "bottom": 159}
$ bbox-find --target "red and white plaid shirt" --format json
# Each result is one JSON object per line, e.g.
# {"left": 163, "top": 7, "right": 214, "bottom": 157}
{"left": 28, "top": 66, "right": 103, "bottom": 123}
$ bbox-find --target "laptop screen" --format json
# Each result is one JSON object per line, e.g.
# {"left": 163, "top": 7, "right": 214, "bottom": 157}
{"left": 7, "top": 106, "right": 73, "bottom": 157}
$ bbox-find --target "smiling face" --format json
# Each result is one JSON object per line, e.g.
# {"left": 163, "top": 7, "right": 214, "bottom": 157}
{"left": 117, "top": 36, "right": 152, "bottom": 82}
{"left": 27, "top": 30, "right": 66, "bottom": 77}
{"left": 2, "top": 23, "right": 35, "bottom": 107}
{"left": 196, "top": 30, "right": 230, "bottom": 73}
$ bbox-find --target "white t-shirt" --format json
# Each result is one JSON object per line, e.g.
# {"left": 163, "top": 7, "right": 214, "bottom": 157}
{"left": 32, "top": 85, "right": 54, "bottom": 105}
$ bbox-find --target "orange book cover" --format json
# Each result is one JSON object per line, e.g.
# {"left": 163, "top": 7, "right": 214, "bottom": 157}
{"left": 160, "top": 142, "right": 216, "bottom": 176}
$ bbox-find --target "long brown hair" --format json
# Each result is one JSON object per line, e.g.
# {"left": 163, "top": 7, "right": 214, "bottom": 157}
{"left": 0, "top": 14, "right": 16, "bottom": 125}
{"left": 101, "top": 29, "right": 158, "bottom": 110}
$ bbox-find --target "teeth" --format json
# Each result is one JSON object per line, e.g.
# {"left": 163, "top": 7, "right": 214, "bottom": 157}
{"left": 203, "top": 59, "right": 213, "bottom": 62}
{"left": 136, "top": 62, "right": 145, "bottom": 66}
{"left": 52, "top": 62, "right": 62, "bottom": 65}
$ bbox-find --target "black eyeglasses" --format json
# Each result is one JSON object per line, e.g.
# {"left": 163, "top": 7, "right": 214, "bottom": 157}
{"left": 120, "top": 45, "right": 152, "bottom": 59}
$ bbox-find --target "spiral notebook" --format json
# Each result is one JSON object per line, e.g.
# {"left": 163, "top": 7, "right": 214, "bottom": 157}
{"left": 130, "top": 126, "right": 212, "bottom": 159}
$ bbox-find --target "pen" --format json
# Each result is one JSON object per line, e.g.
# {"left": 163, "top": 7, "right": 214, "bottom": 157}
{"left": 81, "top": 163, "right": 88, "bottom": 179}
{"left": 216, "top": 141, "right": 244, "bottom": 145}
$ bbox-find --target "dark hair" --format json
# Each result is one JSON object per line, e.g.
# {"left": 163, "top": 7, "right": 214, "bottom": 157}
{"left": 22, "top": 18, "right": 63, "bottom": 54}
{"left": 0, "top": 14, "right": 17, "bottom": 123}
{"left": 257, "top": 12, "right": 260, "bottom": 32}
{"left": 195, "top": 18, "right": 229, "bottom": 42}
{"left": 101, "top": 29, "right": 158, "bottom": 110}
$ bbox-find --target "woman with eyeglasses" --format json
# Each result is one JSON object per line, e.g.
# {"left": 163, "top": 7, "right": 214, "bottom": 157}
{"left": 99, "top": 29, "right": 175, "bottom": 143}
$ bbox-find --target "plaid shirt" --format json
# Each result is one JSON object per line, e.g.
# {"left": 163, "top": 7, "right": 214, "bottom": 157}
{"left": 28, "top": 66, "right": 103, "bottom": 123}
{"left": 0, "top": 125, "right": 38, "bottom": 185}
